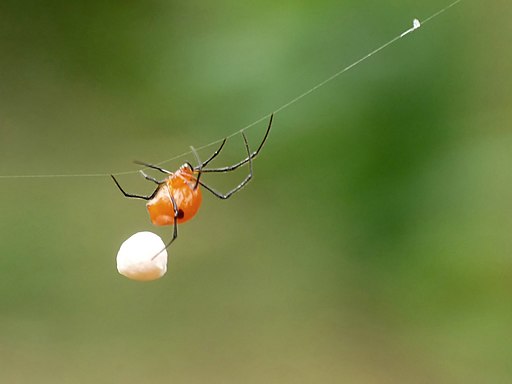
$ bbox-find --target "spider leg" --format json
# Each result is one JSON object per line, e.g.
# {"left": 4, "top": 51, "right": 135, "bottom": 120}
{"left": 198, "top": 131, "right": 253, "bottom": 199}
{"left": 164, "top": 191, "right": 179, "bottom": 249}
{"left": 134, "top": 160, "right": 172, "bottom": 175}
{"left": 139, "top": 170, "right": 162, "bottom": 184}
{"left": 152, "top": 186, "right": 179, "bottom": 260}
{"left": 111, "top": 175, "right": 158, "bottom": 200}
{"left": 199, "top": 113, "right": 273, "bottom": 174}
{"left": 198, "top": 138, "right": 227, "bottom": 169}
{"left": 189, "top": 145, "right": 203, "bottom": 190}
{"left": 187, "top": 138, "right": 225, "bottom": 189}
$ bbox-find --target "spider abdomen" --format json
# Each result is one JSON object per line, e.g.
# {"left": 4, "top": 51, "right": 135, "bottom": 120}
{"left": 146, "top": 169, "right": 202, "bottom": 226}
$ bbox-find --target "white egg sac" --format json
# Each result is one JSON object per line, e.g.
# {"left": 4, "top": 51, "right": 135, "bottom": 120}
{"left": 116, "top": 231, "right": 168, "bottom": 281}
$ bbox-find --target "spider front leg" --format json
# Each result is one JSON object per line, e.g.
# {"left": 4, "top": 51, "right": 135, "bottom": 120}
{"left": 182, "top": 137, "right": 227, "bottom": 191}
{"left": 200, "top": 138, "right": 227, "bottom": 168}
{"left": 188, "top": 146, "right": 204, "bottom": 190}
{"left": 198, "top": 113, "right": 273, "bottom": 174}
{"left": 197, "top": 131, "right": 253, "bottom": 199}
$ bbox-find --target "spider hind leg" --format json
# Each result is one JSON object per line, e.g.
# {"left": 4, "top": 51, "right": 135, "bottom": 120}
{"left": 111, "top": 175, "right": 159, "bottom": 201}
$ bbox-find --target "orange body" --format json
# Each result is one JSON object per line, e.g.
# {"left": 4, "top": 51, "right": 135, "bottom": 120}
{"left": 146, "top": 166, "right": 202, "bottom": 226}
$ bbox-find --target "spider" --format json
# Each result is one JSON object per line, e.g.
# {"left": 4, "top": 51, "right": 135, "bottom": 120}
{"left": 111, "top": 114, "right": 273, "bottom": 254}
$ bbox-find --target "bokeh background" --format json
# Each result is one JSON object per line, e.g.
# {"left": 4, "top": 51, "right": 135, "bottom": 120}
{"left": 1, "top": 1, "right": 511, "bottom": 383}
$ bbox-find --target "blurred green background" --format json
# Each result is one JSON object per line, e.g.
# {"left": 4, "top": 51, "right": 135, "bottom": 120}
{"left": 1, "top": 1, "right": 511, "bottom": 383}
